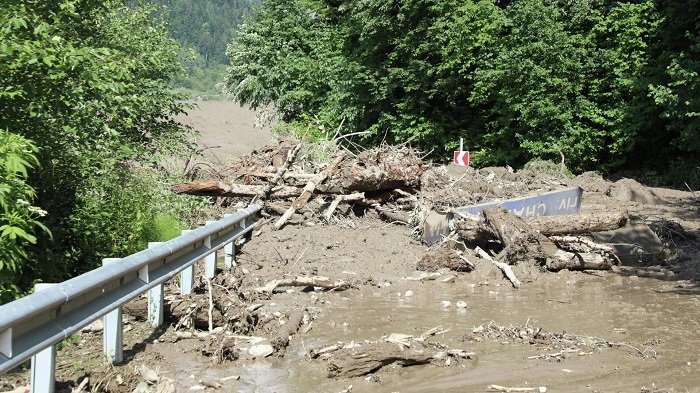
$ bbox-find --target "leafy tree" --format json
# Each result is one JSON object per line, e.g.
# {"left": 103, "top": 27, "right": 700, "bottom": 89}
{"left": 0, "top": 130, "right": 49, "bottom": 303}
{"left": 225, "top": 0, "right": 699, "bottom": 181}
{"left": 0, "top": 0, "right": 196, "bottom": 294}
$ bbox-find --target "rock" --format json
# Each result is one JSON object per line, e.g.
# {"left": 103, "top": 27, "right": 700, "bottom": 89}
{"left": 139, "top": 364, "right": 159, "bottom": 384}
{"left": 132, "top": 382, "right": 150, "bottom": 393}
{"left": 404, "top": 290, "right": 414, "bottom": 297}
{"left": 248, "top": 342, "right": 274, "bottom": 358}
{"left": 456, "top": 300, "right": 467, "bottom": 308}
{"left": 441, "top": 301, "right": 451, "bottom": 308}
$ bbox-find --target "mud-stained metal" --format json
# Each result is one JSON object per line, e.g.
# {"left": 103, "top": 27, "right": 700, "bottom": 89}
{"left": 456, "top": 186, "right": 583, "bottom": 217}
{"left": 0, "top": 204, "right": 262, "bottom": 382}
{"left": 423, "top": 187, "right": 583, "bottom": 245}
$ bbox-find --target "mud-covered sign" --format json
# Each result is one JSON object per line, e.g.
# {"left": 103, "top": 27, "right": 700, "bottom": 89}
{"left": 456, "top": 186, "right": 583, "bottom": 217}
{"left": 423, "top": 187, "right": 583, "bottom": 245}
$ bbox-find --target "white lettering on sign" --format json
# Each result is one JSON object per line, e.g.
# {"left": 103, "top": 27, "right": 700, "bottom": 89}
{"left": 558, "top": 196, "right": 579, "bottom": 210}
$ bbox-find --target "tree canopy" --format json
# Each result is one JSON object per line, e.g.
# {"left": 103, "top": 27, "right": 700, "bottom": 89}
{"left": 225, "top": 0, "right": 700, "bottom": 178}
{"left": 0, "top": 0, "right": 197, "bottom": 302}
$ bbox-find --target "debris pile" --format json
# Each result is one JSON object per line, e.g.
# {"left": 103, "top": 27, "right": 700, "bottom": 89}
{"left": 173, "top": 138, "right": 423, "bottom": 229}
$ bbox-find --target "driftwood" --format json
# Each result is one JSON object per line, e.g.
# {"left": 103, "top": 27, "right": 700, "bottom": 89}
{"left": 275, "top": 154, "right": 347, "bottom": 229}
{"left": 172, "top": 182, "right": 302, "bottom": 199}
{"left": 545, "top": 250, "right": 614, "bottom": 271}
{"left": 373, "top": 204, "right": 410, "bottom": 224}
{"left": 482, "top": 207, "right": 560, "bottom": 265}
{"left": 475, "top": 246, "right": 521, "bottom": 288}
{"left": 487, "top": 385, "right": 546, "bottom": 392}
{"left": 324, "top": 192, "right": 365, "bottom": 220}
{"left": 455, "top": 210, "right": 628, "bottom": 241}
{"left": 327, "top": 342, "right": 434, "bottom": 378}
{"left": 272, "top": 309, "right": 306, "bottom": 355}
{"left": 255, "top": 276, "right": 350, "bottom": 293}
{"left": 261, "top": 143, "right": 301, "bottom": 200}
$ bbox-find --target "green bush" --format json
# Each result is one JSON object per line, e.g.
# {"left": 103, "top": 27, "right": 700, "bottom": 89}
{"left": 0, "top": 130, "right": 49, "bottom": 302}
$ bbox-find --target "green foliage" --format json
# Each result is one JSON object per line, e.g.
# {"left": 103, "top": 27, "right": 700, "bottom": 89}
{"left": 0, "top": 0, "right": 195, "bottom": 298}
{"left": 0, "top": 130, "right": 49, "bottom": 303}
{"left": 225, "top": 0, "right": 698, "bottom": 178}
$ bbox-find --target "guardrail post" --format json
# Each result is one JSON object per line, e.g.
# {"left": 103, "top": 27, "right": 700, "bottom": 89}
{"left": 223, "top": 214, "right": 235, "bottom": 269}
{"left": 30, "top": 283, "right": 57, "bottom": 393}
{"left": 147, "top": 242, "right": 164, "bottom": 327}
{"left": 102, "top": 258, "right": 123, "bottom": 363}
{"left": 179, "top": 230, "right": 195, "bottom": 295}
{"left": 204, "top": 221, "right": 216, "bottom": 278}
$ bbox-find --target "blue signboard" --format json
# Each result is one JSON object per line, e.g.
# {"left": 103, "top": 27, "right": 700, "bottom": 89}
{"left": 456, "top": 186, "right": 583, "bottom": 217}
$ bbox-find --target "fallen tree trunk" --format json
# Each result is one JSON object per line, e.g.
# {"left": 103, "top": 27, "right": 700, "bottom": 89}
{"left": 327, "top": 342, "right": 434, "bottom": 378}
{"left": 272, "top": 309, "right": 306, "bottom": 355}
{"left": 172, "top": 182, "right": 302, "bottom": 199}
{"left": 482, "top": 207, "right": 560, "bottom": 265}
{"left": 455, "top": 210, "right": 628, "bottom": 241}
{"left": 546, "top": 250, "right": 614, "bottom": 271}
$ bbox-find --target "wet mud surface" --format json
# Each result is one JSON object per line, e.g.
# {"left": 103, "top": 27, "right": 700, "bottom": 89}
{"left": 3, "top": 108, "right": 700, "bottom": 392}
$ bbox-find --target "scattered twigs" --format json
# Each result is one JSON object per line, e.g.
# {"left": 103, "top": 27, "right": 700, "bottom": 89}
{"left": 275, "top": 153, "right": 347, "bottom": 229}
{"left": 475, "top": 246, "right": 521, "bottom": 288}
{"left": 468, "top": 321, "right": 658, "bottom": 360}
{"left": 255, "top": 276, "right": 350, "bottom": 293}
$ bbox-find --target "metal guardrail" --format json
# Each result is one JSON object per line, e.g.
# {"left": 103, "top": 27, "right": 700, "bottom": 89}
{"left": 0, "top": 204, "right": 262, "bottom": 389}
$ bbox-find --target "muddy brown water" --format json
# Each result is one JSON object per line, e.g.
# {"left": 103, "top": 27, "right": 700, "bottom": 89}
{"left": 159, "top": 272, "right": 700, "bottom": 393}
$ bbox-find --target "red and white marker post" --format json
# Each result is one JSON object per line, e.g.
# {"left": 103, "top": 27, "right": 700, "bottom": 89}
{"left": 453, "top": 138, "right": 470, "bottom": 167}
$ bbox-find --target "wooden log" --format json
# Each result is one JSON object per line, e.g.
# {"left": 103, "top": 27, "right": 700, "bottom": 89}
{"left": 255, "top": 276, "right": 350, "bottom": 293}
{"left": 373, "top": 204, "right": 410, "bottom": 224}
{"left": 275, "top": 154, "right": 347, "bottom": 229}
{"left": 545, "top": 250, "right": 614, "bottom": 271}
{"left": 482, "top": 207, "right": 560, "bottom": 265}
{"left": 527, "top": 211, "right": 627, "bottom": 235}
{"left": 173, "top": 182, "right": 302, "bottom": 199}
{"left": 475, "top": 246, "right": 521, "bottom": 288}
{"left": 455, "top": 210, "right": 628, "bottom": 241}
{"left": 327, "top": 342, "right": 433, "bottom": 378}
{"left": 272, "top": 309, "right": 306, "bottom": 355}
{"left": 324, "top": 192, "right": 365, "bottom": 220}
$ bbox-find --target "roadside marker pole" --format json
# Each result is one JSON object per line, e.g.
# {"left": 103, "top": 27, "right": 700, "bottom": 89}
{"left": 223, "top": 214, "right": 235, "bottom": 269}
{"left": 102, "top": 258, "right": 123, "bottom": 363}
{"left": 179, "top": 230, "right": 194, "bottom": 295}
{"left": 30, "top": 283, "right": 57, "bottom": 393}
{"left": 204, "top": 221, "right": 216, "bottom": 278}
{"left": 147, "top": 242, "right": 164, "bottom": 327}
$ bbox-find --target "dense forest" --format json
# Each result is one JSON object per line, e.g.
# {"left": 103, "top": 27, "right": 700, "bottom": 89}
{"left": 148, "top": 0, "right": 258, "bottom": 96}
{"left": 225, "top": 0, "right": 700, "bottom": 182}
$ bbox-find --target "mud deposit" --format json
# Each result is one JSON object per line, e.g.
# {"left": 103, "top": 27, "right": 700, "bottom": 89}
{"left": 3, "top": 106, "right": 700, "bottom": 393}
